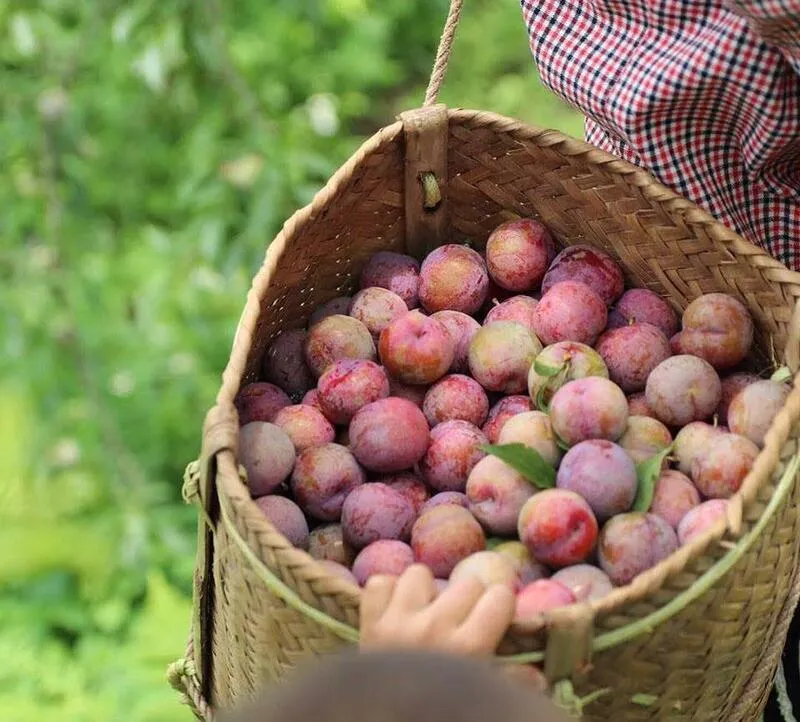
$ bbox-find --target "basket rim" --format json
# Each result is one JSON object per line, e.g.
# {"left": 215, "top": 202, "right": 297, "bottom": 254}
{"left": 208, "top": 106, "right": 800, "bottom": 651}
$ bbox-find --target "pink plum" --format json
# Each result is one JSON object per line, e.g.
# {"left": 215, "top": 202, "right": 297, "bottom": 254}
{"left": 317, "top": 359, "right": 390, "bottom": 424}
{"left": 419, "top": 244, "right": 489, "bottom": 315}
{"left": 485, "top": 218, "right": 555, "bottom": 292}
{"left": 541, "top": 244, "right": 625, "bottom": 305}
{"left": 431, "top": 310, "right": 481, "bottom": 374}
{"left": 360, "top": 251, "right": 420, "bottom": 309}
{"left": 352, "top": 540, "right": 415, "bottom": 585}
{"left": 379, "top": 310, "right": 455, "bottom": 385}
{"left": 290, "top": 443, "right": 366, "bottom": 521}
{"left": 235, "top": 382, "right": 292, "bottom": 425}
{"left": 533, "top": 281, "right": 608, "bottom": 346}
{"left": 349, "top": 397, "right": 430, "bottom": 472}
{"left": 420, "top": 420, "right": 487, "bottom": 493}
{"left": 482, "top": 395, "right": 533, "bottom": 444}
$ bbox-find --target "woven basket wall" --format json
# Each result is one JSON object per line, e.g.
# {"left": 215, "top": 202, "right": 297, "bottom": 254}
{"left": 169, "top": 108, "right": 800, "bottom": 722}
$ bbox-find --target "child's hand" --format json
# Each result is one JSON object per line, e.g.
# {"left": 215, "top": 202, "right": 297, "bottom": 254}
{"left": 359, "top": 563, "right": 516, "bottom": 656}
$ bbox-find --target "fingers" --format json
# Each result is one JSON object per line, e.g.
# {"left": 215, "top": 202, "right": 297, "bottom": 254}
{"left": 360, "top": 574, "right": 397, "bottom": 629}
{"left": 454, "top": 584, "right": 516, "bottom": 653}
{"left": 385, "top": 564, "right": 436, "bottom": 616}
{"left": 427, "top": 576, "right": 487, "bottom": 627}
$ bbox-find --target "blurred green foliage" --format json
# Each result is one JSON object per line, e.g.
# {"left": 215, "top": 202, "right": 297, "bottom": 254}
{"left": 0, "top": 1, "right": 579, "bottom": 720}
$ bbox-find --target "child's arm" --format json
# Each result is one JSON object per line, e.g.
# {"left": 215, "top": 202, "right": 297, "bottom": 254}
{"left": 726, "top": 0, "right": 800, "bottom": 66}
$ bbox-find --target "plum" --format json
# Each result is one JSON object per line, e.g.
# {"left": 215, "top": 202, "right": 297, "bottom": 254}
{"left": 421, "top": 491, "right": 470, "bottom": 514}
{"left": 317, "top": 560, "right": 359, "bottom": 587}
{"left": 527, "top": 341, "right": 608, "bottom": 408}
{"left": 263, "top": 329, "right": 315, "bottom": 398}
{"left": 235, "top": 382, "right": 291, "bottom": 425}
{"left": 466, "top": 455, "right": 535, "bottom": 535}
{"left": 518, "top": 489, "right": 599, "bottom": 567}
{"left": 541, "top": 244, "right": 624, "bottom": 305}
{"left": 551, "top": 564, "right": 613, "bottom": 602}
{"left": 598, "top": 512, "right": 678, "bottom": 586}
{"left": 349, "top": 287, "right": 407, "bottom": 340}
{"left": 352, "top": 540, "right": 415, "bottom": 585}
{"left": 239, "top": 422, "right": 296, "bottom": 496}
{"left": 484, "top": 296, "right": 539, "bottom": 335}
{"left": 533, "top": 281, "right": 608, "bottom": 346}
{"left": 387, "top": 376, "right": 428, "bottom": 408}
{"left": 673, "top": 293, "right": 754, "bottom": 370}
{"left": 431, "top": 310, "right": 481, "bottom": 374}
{"left": 515, "top": 579, "right": 576, "bottom": 618}
{"left": 497, "top": 410, "right": 561, "bottom": 467}
{"left": 341, "top": 483, "right": 416, "bottom": 548}
{"left": 556, "top": 440, "right": 637, "bottom": 521}
{"left": 549, "top": 377, "right": 629, "bottom": 445}
{"left": 379, "top": 310, "right": 454, "bottom": 385}
{"left": 272, "top": 403, "right": 336, "bottom": 451}
{"left": 291, "top": 443, "right": 366, "bottom": 521}
{"left": 627, "top": 392, "right": 656, "bottom": 419}
{"left": 360, "top": 251, "right": 420, "bottom": 309}
{"left": 449, "top": 550, "right": 520, "bottom": 590}
{"left": 378, "top": 472, "right": 430, "bottom": 515}
{"left": 411, "top": 505, "right": 486, "bottom": 578}
{"left": 649, "top": 470, "right": 700, "bottom": 529}
{"left": 607, "top": 288, "right": 679, "bottom": 338}
{"left": 309, "top": 296, "right": 352, "bottom": 327}
{"left": 485, "top": 218, "right": 555, "bottom": 292}
{"left": 349, "top": 397, "right": 430, "bottom": 472}
{"left": 691, "top": 432, "right": 759, "bottom": 498}
{"left": 494, "top": 540, "right": 549, "bottom": 584}
{"left": 728, "top": 379, "right": 790, "bottom": 447}
{"left": 420, "top": 420, "right": 487, "bottom": 493}
{"left": 595, "top": 323, "right": 672, "bottom": 393}
{"left": 254, "top": 495, "right": 309, "bottom": 549}
{"left": 305, "top": 315, "right": 376, "bottom": 378}
{"left": 308, "top": 523, "right": 355, "bottom": 566}
{"left": 468, "top": 321, "right": 542, "bottom": 394}
{"left": 717, "top": 372, "right": 761, "bottom": 427}
{"left": 482, "top": 395, "right": 533, "bottom": 444}
{"left": 677, "top": 499, "right": 729, "bottom": 545}
{"left": 645, "top": 355, "right": 721, "bottom": 427}
{"left": 618, "top": 415, "right": 672, "bottom": 465}
{"left": 418, "top": 244, "right": 489, "bottom": 316}
{"left": 422, "top": 374, "right": 490, "bottom": 427}
{"left": 673, "top": 421, "right": 725, "bottom": 475}
{"left": 317, "top": 359, "right": 390, "bottom": 424}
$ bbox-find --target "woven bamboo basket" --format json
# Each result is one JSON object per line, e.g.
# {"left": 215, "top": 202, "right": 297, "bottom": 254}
{"left": 168, "top": 2, "right": 800, "bottom": 719}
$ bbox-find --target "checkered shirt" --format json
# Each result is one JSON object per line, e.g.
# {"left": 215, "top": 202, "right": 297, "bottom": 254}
{"left": 520, "top": 0, "right": 800, "bottom": 270}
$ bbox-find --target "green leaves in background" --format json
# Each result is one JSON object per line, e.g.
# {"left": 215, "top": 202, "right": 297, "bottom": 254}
{"left": 0, "top": 0, "right": 580, "bottom": 719}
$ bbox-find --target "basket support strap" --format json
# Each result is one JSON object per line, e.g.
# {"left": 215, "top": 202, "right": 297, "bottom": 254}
{"left": 399, "top": 104, "right": 449, "bottom": 258}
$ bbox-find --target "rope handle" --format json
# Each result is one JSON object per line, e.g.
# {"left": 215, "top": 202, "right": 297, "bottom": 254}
{"left": 424, "top": 0, "right": 464, "bottom": 106}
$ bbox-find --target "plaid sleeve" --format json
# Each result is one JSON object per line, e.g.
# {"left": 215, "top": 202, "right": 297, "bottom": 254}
{"left": 725, "top": 0, "right": 800, "bottom": 64}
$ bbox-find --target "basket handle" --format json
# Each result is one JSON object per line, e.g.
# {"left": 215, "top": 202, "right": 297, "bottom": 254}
{"left": 424, "top": 0, "right": 463, "bottom": 106}
{"left": 784, "top": 298, "right": 800, "bottom": 374}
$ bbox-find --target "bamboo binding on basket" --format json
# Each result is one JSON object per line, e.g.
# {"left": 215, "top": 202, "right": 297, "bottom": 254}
{"left": 170, "top": 1, "right": 800, "bottom": 719}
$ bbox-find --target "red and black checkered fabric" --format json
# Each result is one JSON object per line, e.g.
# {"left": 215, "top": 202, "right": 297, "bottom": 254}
{"left": 521, "top": 0, "right": 800, "bottom": 269}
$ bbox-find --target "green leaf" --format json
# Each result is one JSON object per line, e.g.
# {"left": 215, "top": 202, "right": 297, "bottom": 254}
{"left": 533, "top": 359, "right": 566, "bottom": 378}
{"left": 630, "top": 693, "right": 659, "bottom": 707}
{"left": 632, "top": 444, "right": 674, "bottom": 512}
{"left": 535, "top": 381, "right": 551, "bottom": 413}
{"left": 771, "top": 366, "right": 792, "bottom": 383}
{"left": 479, "top": 443, "right": 556, "bottom": 489}
{"left": 554, "top": 434, "right": 571, "bottom": 452}
{"left": 485, "top": 537, "right": 505, "bottom": 550}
